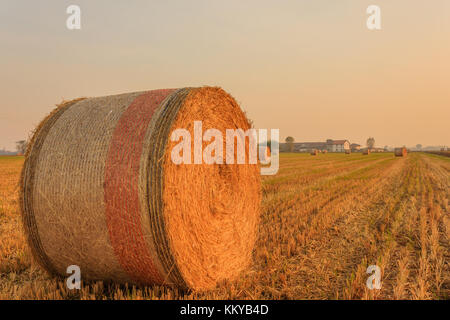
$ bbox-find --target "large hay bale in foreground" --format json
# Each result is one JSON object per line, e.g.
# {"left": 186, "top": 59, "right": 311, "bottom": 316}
{"left": 20, "top": 87, "right": 261, "bottom": 290}
{"left": 394, "top": 147, "right": 407, "bottom": 157}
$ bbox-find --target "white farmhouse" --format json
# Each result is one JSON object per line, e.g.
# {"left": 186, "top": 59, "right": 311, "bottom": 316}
{"left": 326, "top": 139, "right": 350, "bottom": 152}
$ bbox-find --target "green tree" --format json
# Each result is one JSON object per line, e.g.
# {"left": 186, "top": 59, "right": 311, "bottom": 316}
{"left": 366, "top": 137, "right": 375, "bottom": 150}
{"left": 285, "top": 136, "right": 295, "bottom": 152}
{"left": 16, "top": 140, "right": 27, "bottom": 154}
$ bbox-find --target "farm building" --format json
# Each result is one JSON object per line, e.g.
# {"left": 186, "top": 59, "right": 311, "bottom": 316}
{"left": 292, "top": 142, "right": 328, "bottom": 152}
{"left": 326, "top": 139, "right": 350, "bottom": 152}
{"left": 360, "top": 147, "right": 385, "bottom": 153}
{"left": 350, "top": 143, "right": 361, "bottom": 151}
{"left": 280, "top": 139, "right": 351, "bottom": 153}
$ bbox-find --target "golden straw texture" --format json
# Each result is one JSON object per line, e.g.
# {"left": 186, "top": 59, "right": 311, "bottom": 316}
{"left": 20, "top": 87, "right": 261, "bottom": 290}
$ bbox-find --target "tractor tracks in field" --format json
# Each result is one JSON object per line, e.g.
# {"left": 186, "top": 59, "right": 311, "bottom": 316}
{"left": 320, "top": 153, "right": 449, "bottom": 299}
{"left": 247, "top": 153, "right": 448, "bottom": 300}
{"left": 248, "top": 155, "right": 405, "bottom": 299}
{"left": 262, "top": 155, "right": 396, "bottom": 217}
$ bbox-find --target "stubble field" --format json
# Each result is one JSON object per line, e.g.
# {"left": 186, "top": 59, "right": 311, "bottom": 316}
{"left": 0, "top": 152, "right": 448, "bottom": 299}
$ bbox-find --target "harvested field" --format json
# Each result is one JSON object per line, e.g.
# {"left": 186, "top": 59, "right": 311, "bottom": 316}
{"left": 0, "top": 153, "right": 449, "bottom": 299}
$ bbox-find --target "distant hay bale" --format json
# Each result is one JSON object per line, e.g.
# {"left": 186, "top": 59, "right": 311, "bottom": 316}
{"left": 363, "top": 149, "right": 370, "bottom": 155}
{"left": 20, "top": 87, "right": 261, "bottom": 291}
{"left": 394, "top": 147, "right": 407, "bottom": 157}
{"left": 310, "top": 149, "right": 318, "bottom": 156}
{"left": 345, "top": 150, "right": 351, "bottom": 154}
{"left": 322, "top": 150, "right": 328, "bottom": 154}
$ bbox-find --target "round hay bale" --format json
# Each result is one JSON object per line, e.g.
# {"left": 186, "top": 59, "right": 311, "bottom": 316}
{"left": 363, "top": 149, "right": 370, "bottom": 155}
{"left": 394, "top": 147, "right": 407, "bottom": 157}
{"left": 310, "top": 149, "right": 318, "bottom": 156}
{"left": 20, "top": 87, "right": 261, "bottom": 291}
{"left": 345, "top": 150, "right": 351, "bottom": 154}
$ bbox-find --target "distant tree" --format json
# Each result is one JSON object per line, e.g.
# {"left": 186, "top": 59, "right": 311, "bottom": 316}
{"left": 366, "top": 137, "right": 375, "bottom": 150}
{"left": 285, "top": 136, "right": 295, "bottom": 152}
{"left": 416, "top": 144, "right": 422, "bottom": 150}
{"left": 16, "top": 140, "right": 27, "bottom": 154}
{"left": 285, "top": 136, "right": 294, "bottom": 143}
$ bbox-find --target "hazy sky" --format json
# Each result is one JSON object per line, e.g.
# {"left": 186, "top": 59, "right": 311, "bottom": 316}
{"left": 1, "top": 0, "right": 449, "bottom": 150}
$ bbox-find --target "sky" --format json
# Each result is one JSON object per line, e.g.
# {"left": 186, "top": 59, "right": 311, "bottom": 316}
{"left": 0, "top": 0, "right": 449, "bottom": 151}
